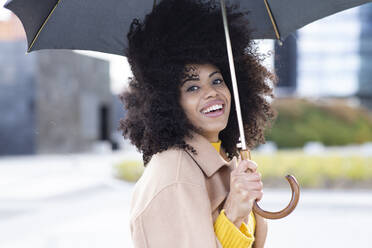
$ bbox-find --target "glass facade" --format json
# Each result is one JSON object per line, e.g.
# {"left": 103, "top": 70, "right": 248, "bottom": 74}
{"left": 358, "top": 3, "right": 372, "bottom": 109}
{"left": 297, "top": 7, "right": 361, "bottom": 97}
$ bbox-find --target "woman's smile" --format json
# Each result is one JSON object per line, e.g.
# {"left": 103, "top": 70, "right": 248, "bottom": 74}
{"left": 200, "top": 99, "right": 225, "bottom": 118}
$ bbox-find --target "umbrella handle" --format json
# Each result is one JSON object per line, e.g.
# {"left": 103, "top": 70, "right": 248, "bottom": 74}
{"left": 240, "top": 150, "right": 300, "bottom": 220}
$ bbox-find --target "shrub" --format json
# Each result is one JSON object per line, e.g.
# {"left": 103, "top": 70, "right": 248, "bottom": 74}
{"left": 113, "top": 151, "right": 372, "bottom": 188}
{"left": 252, "top": 151, "right": 372, "bottom": 188}
{"left": 114, "top": 160, "right": 145, "bottom": 182}
{"left": 265, "top": 98, "right": 372, "bottom": 148}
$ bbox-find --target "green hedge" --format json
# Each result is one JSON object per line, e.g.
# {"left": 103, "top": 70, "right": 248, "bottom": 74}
{"left": 113, "top": 160, "right": 144, "bottom": 182}
{"left": 265, "top": 98, "right": 372, "bottom": 148}
{"left": 113, "top": 151, "right": 372, "bottom": 188}
{"left": 252, "top": 151, "right": 372, "bottom": 188}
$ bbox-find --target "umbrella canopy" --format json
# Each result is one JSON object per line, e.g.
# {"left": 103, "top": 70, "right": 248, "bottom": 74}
{"left": 4, "top": 0, "right": 372, "bottom": 56}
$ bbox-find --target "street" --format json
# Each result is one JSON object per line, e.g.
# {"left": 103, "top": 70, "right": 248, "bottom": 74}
{"left": 1, "top": 152, "right": 371, "bottom": 248}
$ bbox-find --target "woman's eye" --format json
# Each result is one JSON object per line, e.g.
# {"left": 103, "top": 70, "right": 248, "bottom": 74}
{"left": 213, "top": 79, "right": 224, "bottom": 84}
{"left": 187, "top": 86, "right": 199, "bottom": 92}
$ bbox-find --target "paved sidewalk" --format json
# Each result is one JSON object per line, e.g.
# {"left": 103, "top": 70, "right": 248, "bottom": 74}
{"left": 1, "top": 152, "right": 372, "bottom": 248}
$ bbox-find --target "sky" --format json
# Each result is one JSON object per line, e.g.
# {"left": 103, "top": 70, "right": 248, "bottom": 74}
{"left": 0, "top": 0, "right": 10, "bottom": 21}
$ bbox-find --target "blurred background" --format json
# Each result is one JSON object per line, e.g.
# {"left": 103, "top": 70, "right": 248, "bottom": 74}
{"left": 1, "top": 1, "right": 372, "bottom": 247}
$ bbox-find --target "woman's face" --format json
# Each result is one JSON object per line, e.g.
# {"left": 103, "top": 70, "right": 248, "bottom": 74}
{"left": 179, "top": 63, "right": 231, "bottom": 142}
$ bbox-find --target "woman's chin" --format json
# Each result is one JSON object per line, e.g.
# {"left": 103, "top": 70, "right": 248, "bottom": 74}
{"left": 201, "top": 125, "right": 227, "bottom": 136}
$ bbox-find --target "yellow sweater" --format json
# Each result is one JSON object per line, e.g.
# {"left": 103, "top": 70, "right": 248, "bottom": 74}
{"left": 211, "top": 140, "right": 256, "bottom": 248}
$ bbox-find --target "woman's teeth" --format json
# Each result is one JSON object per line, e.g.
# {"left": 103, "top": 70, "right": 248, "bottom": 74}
{"left": 202, "top": 104, "right": 223, "bottom": 114}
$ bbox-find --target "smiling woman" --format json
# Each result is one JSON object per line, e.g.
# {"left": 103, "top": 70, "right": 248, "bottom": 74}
{"left": 119, "top": 0, "right": 276, "bottom": 247}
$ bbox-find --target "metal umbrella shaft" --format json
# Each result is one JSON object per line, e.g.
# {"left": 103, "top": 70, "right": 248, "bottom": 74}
{"left": 219, "top": 0, "right": 247, "bottom": 151}
{"left": 219, "top": 0, "right": 300, "bottom": 220}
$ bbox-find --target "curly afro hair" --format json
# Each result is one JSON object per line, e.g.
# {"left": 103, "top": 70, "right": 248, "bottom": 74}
{"left": 119, "top": 0, "right": 277, "bottom": 165}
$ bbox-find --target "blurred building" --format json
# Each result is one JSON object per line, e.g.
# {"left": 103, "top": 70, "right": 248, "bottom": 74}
{"left": 0, "top": 14, "right": 113, "bottom": 155}
{"left": 273, "top": 7, "right": 361, "bottom": 99}
{"left": 274, "top": 34, "right": 298, "bottom": 96}
{"left": 296, "top": 7, "right": 361, "bottom": 98}
{"left": 358, "top": 3, "right": 372, "bottom": 109}
{"left": 273, "top": 4, "right": 372, "bottom": 112}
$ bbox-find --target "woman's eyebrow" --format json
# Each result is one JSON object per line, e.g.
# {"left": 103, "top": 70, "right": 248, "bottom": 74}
{"left": 181, "top": 75, "right": 199, "bottom": 85}
{"left": 181, "top": 70, "right": 221, "bottom": 85}
{"left": 209, "top": 71, "right": 221, "bottom": 77}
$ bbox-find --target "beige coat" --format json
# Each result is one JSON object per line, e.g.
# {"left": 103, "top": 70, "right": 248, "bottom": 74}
{"left": 129, "top": 132, "right": 238, "bottom": 247}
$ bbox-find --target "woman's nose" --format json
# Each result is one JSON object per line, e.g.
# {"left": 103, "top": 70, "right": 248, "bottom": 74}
{"left": 204, "top": 85, "right": 218, "bottom": 99}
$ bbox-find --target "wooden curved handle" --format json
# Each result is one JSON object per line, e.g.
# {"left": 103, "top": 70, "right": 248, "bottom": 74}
{"left": 240, "top": 149, "right": 300, "bottom": 220}
{"left": 253, "top": 174, "right": 300, "bottom": 219}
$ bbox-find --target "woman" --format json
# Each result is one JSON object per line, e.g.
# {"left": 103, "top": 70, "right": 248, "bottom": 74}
{"left": 119, "top": 0, "right": 276, "bottom": 247}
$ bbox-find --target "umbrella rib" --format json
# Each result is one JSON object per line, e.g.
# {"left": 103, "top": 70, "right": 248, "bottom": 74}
{"left": 28, "top": 0, "right": 61, "bottom": 53}
{"left": 263, "top": 0, "right": 282, "bottom": 45}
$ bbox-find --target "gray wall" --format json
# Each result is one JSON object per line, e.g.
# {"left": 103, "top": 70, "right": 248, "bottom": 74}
{"left": 0, "top": 42, "right": 111, "bottom": 155}
{"left": 0, "top": 41, "right": 36, "bottom": 155}
{"left": 35, "top": 50, "right": 111, "bottom": 153}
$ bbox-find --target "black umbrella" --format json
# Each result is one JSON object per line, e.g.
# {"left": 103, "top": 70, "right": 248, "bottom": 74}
{"left": 4, "top": 0, "right": 371, "bottom": 220}
{"left": 4, "top": 0, "right": 372, "bottom": 55}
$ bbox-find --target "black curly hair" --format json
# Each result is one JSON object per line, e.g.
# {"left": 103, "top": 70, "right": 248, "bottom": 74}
{"left": 119, "top": 0, "right": 277, "bottom": 165}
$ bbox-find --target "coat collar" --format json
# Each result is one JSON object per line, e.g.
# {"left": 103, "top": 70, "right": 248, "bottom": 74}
{"left": 183, "top": 131, "right": 237, "bottom": 177}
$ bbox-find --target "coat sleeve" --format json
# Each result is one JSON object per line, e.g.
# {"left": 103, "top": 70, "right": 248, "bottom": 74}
{"left": 130, "top": 182, "right": 218, "bottom": 248}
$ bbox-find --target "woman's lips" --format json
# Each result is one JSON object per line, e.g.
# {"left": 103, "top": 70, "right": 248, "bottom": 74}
{"left": 200, "top": 100, "right": 225, "bottom": 113}
{"left": 202, "top": 105, "right": 225, "bottom": 118}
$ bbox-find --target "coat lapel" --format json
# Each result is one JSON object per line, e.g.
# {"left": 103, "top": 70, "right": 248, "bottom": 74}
{"left": 184, "top": 132, "right": 238, "bottom": 214}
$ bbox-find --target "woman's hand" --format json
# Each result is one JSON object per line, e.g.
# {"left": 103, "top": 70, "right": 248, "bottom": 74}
{"left": 223, "top": 159, "right": 263, "bottom": 228}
